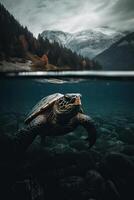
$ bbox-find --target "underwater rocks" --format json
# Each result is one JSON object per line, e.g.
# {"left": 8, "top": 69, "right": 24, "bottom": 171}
{"left": 22, "top": 148, "right": 134, "bottom": 200}
{"left": 1, "top": 113, "right": 134, "bottom": 155}
{"left": 1, "top": 144, "right": 134, "bottom": 200}
{"left": 117, "top": 125, "right": 134, "bottom": 145}
{"left": 37, "top": 114, "right": 133, "bottom": 155}
{"left": 93, "top": 115, "right": 134, "bottom": 154}
{"left": 99, "top": 152, "right": 134, "bottom": 200}
{"left": 58, "top": 176, "right": 86, "bottom": 200}
{"left": 85, "top": 170, "right": 105, "bottom": 199}
{"left": 121, "top": 145, "right": 134, "bottom": 156}
{"left": 0, "top": 114, "right": 134, "bottom": 199}
{"left": 100, "top": 152, "right": 134, "bottom": 178}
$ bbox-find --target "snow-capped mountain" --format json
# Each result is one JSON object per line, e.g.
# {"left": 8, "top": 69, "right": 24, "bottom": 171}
{"left": 41, "top": 27, "right": 126, "bottom": 58}
{"left": 41, "top": 30, "right": 72, "bottom": 46}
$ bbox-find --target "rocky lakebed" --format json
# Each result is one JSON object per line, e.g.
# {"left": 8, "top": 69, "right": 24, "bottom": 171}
{"left": 0, "top": 113, "right": 134, "bottom": 200}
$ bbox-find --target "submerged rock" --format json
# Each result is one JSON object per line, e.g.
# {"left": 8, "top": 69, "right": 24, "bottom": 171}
{"left": 99, "top": 127, "right": 111, "bottom": 135}
{"left": 69, "top": 139, "right": 88, "bottom": 151}
{"left": 59, "top": 176, "right": 85, "bottom": 192}
{"left": 85, "top": 170, "right": 105, "bottom": 199}
{"left": 100, "top": 152, "right": 134, "bottom": 200}
{"left": 121, "top": 145, "right": 134, "bottom": 156}
{"left": 118, "top": 126, "right": 134, "bottom": 144}
{"left": 104, "top": 180, "right": 120, "bottom": 200}
{"left": 101, "top": 152, "right": 134, "bottom": 178}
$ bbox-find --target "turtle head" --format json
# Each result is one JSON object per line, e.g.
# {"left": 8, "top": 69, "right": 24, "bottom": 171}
{"left": 54, "top": 93, "right": 82, "bottom": 117}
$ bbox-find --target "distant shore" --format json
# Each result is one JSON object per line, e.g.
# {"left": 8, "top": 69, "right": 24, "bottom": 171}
{"left": 0, "top": 58, "right": 70, "bottom": 72}
{"left": 0, "top": 59, "right": 59, "bottom": 72}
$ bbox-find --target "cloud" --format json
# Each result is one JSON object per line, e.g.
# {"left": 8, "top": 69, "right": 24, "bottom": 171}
{"left": 0, "top": 0, "right": 134, "bottom": 37}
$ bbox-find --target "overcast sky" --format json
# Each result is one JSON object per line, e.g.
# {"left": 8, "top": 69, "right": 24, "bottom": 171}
{"left": 1, "top": 0, "right": 134, "bottom": 37}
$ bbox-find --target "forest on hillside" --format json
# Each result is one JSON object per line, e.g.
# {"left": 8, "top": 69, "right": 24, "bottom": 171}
{"left": 0, "top": 3, "right": 102, "bottom": 70}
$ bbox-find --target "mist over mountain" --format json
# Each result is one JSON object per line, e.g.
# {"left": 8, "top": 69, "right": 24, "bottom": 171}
{"left": 41, "top": 28, "right": 126, "bottom": 58}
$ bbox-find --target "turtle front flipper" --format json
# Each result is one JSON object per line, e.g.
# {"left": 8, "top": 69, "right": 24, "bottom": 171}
{"left": 76, "top": 113, "right": 97, "bottom": 148}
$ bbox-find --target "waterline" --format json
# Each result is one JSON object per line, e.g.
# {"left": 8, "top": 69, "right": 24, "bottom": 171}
{"left": 1, "top": 70, "right": 134, "bottom": 79}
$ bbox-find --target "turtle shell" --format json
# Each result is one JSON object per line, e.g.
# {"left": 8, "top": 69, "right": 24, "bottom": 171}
{"left": 25, "top": 93, "right": 64, "bottom": 124}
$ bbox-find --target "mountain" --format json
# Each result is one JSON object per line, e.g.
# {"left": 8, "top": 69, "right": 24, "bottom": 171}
{"left": 95, "top": 32, "right": 134, "bottom": 70}
{"left": 40, "top": 30, "right": 72, "bottom": 46}
{"left": 0, "top": 3, "right": 102, "bottom": 71}
{"left": 41, "top": 28, "right": 125, "bottom": 58}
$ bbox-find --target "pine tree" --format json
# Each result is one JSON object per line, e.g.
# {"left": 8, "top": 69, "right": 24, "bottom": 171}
{"left": 0, "top": 3, "right": 102, "bottom": 70}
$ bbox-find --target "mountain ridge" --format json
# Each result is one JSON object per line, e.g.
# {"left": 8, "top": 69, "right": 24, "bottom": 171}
{"left": 41, "top": 28, "right": 126, "bottom": 58}
{"left": 0, "top": 3, "right": 102, "bottom": 71}
{"left": 95, "top": 32, "right": 134, "bottom": 70}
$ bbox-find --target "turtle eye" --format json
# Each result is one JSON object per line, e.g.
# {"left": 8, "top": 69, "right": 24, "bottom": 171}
{"left": 70, "top": 97, "right": 76, "bottom": 103}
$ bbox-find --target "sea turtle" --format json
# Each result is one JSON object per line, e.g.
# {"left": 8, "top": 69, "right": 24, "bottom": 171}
{"left": 15, "top": 93, "right": 96, "bottom": 152}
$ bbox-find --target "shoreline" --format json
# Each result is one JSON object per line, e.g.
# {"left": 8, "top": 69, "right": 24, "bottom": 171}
{"left": 0, "top": 60, "right": 31, "bottom": 72}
